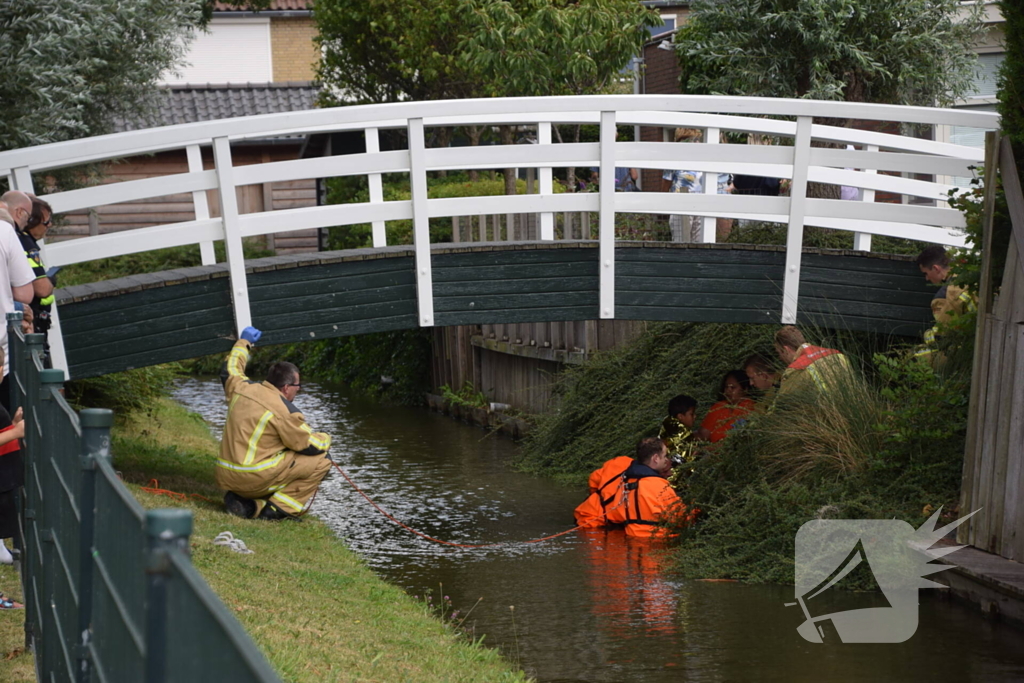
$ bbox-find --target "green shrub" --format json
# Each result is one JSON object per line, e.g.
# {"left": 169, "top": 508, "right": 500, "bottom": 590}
{"left": 65, "top": 363, "right": 182, "bottom": 416}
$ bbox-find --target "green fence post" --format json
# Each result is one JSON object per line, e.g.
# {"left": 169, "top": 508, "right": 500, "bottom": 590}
{"left": 144, "top": 509, "right": 192, "bottom": 683}
{"left": 76, "top": 408, "right": 112, "bottom": 683}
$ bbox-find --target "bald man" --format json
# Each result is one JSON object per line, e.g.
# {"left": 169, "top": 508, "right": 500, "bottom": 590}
{"left": 0, "top": 193, "right": 36, "bottom": 408}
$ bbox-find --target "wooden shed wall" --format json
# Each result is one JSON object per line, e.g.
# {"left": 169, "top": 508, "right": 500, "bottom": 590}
{"left": 51, "top": 146, "right": 320, "bottom": 255}
{"left": 960, "top": 239, "right": 1024, "bottom": 560}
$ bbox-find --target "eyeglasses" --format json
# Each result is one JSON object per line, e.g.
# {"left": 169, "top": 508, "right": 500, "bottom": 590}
{"left": 286, "top": 383, "right": 301, "bottom": 389}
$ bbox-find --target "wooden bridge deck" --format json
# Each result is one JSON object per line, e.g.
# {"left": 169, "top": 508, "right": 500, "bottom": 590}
{"left": 56, "top": 241, "right": 932, "bottom": 379}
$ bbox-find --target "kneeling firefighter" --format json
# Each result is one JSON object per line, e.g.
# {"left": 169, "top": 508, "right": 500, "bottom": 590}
{"left": 217, "top": 326, "right": 333, "bottom": 520}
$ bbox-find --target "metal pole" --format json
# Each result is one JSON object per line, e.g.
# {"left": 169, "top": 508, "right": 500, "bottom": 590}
{"left": 76, "top": 408, "right": 112, "bottom": 683}
{"left": 144, "top": 509, "right": 193, "bottom": 683}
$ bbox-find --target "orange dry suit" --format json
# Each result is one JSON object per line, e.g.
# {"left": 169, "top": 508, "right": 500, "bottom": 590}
{"left": 575, "top": 455, "right": 634, "bottom": 528}
{"left": 779, "top": 344, "right": 850, "bottom": 396}
{"left": 215, "top": 339, "right": 333, "bottom": 516}
{"left": 605, "top": 461, "right": 686, "bottom": 539}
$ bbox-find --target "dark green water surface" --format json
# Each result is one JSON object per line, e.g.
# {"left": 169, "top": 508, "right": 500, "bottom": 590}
{"left": 174, "top": 378, "right": 1024, "bottom": 683}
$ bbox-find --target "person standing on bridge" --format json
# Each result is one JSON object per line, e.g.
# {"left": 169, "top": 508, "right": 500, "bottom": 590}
{"left": 217, "top": 326, "right": 333, "bottom": 521}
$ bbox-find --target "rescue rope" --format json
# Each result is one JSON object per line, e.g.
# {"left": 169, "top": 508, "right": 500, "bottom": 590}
{"left": 141, "top": 479, "right": 218, "bottom": 505}
{"left": 330, "top": 460, "right": 583, "bottom": 548}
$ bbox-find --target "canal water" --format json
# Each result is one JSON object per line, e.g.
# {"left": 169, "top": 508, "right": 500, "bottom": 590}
{"left": 173, "top": 378, "right": 1024, "bottom": 683}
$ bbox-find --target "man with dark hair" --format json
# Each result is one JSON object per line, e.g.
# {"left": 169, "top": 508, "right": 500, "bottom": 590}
{"left": 216, "top": 327, "right": 333, "bottom": 520}
{"left": 774, "top": 326, "right": 850, "bottom": 396}
{"left": 660, "top": 393, "right": 698, "bottom": 464}
{"left": 574, "top": 437, "right": 689, "bottom": 537}
{"left": 915, "top": 244, "right": 976, "bottom": 360}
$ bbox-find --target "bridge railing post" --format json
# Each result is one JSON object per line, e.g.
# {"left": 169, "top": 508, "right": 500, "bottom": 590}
{"left": 538, "top": 122, "right": 554, "bottom": 240}
{"left": 212, "top": 136, "right": 253, "bottom": 333}
{"left": 699, "top": 126, "right": 720, "bottom": 243}
{"left": 781, "top": 115, "right": 813, "bottom": 324}
{"left": 599, "top": 111, "right": 616, "bottom": 320}
{"left": 853, "top": 143, "right": 879, "bottom": 252}
{"left": 366, "top": 127, "right": 387, "bottom": 248}
{"left": 407, "top": 118, "right": 435, "bottom": 327}
{"left": 186, "top": 145, "right": 216, "bottom": 265}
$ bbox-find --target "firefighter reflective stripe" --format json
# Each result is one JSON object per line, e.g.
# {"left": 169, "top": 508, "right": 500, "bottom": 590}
{"left": 227, "top": 346, "right": 249, "bottom": 378}
{"left": 923, "top": 326, "right": 937, "bottom": 345}
{"left": 271, "top": 491, "right": 305, "bottom": 513}
{"left": 244, "top": 411, "right": 274, "bottom": 465}
{"left": 959, "top": 291, "right": 977, "bottom": 313}
{"left": 300, "top": 423, "right": 331, "bottom": 450}
{"left": 216, "top": 451, "right": 286, "bottom": 472}
{"left": 228, "top": 394, "right": 240, "bottom": 414}
{"left": 805, "top": 352, "right": 849, "bottom": 393}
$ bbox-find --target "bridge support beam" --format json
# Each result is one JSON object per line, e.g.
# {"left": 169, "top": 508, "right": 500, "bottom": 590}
{"left": 782, "top": 116, "right": 813, "bottom": 324}
{"left": 186, "top": 145, "right": 216, "bottom": 265}
{"left": 408, "top": 118, "right": 435, "bottom": 327}
{"left": 212, "top": 136, "right": 253, "bottom": 333}
{"left": 599, "top": 112, "right": 616, "bottom": 319}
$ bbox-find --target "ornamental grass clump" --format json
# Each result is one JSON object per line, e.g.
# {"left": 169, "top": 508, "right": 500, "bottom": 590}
{"left": 752, "top": 366, "right": 886, "bottom": 484}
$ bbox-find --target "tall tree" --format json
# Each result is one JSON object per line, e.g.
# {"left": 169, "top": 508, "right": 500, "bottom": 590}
{"left": 315, "top": 0, "right": 482, "bottom": 107}
{"left": 676, "top": 0, "right": 983, "bottom": 108}
{"left": 458, "top": 0, "right": 660, "bottom": 98}
{"left": 459, "top": 0, "right": 660, "bottom": 191}
{"left": 0, "top": 0, "right": 203, "bottom": 152}
{"left": 998, "top": 0, "right": 1023, "bottom": 178}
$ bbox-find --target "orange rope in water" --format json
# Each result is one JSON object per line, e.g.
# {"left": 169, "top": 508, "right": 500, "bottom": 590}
{"left": 331, "top": 460, "right": 582, "bottom": 548}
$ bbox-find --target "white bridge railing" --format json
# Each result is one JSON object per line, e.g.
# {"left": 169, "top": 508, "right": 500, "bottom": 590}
{"left": 0, "top": 95, "right": 1000, "bottom": 374}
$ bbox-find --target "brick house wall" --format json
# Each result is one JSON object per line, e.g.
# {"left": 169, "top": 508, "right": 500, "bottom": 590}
{"left": 271, "top": 17, "right": 319, "bottom": 82}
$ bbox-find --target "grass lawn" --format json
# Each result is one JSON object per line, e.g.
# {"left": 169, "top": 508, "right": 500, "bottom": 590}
{"left": 2, "top": 398, "right": 529, "bottom": 683}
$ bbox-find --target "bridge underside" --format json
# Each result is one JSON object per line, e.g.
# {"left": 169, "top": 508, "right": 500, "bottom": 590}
{"left": 56, "top": 242, "right": 932, "bottom": 379}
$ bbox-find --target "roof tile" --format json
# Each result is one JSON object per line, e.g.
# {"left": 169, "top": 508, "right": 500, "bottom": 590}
{"left": 115, "top": 83, "right": 319, "bottom": 132}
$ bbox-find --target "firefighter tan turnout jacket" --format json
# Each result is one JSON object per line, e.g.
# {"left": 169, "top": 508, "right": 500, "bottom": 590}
{"left": 215, "top": 340, "right": 332, "bottom": 516}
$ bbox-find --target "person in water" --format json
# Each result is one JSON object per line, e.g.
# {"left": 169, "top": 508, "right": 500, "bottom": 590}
{"left": 574, "top": 437, "right": 688, "bottom": 537}
{"left": 574, "top": 452, "right": 634, "bottom": 529}
{"left": 697, "top": 370, "right": 755, "bottom": 443}
{"left": 611, "top": 437, "right": 689, "bottom": 538}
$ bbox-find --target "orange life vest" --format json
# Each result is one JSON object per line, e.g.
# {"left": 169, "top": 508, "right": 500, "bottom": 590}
{"left": 575, "top": 456, "right": 633, "bottom": 528}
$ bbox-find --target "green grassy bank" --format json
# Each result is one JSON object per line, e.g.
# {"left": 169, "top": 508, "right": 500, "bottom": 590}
{"left": 2, "top": 398, "right": 528, "bottom": 683}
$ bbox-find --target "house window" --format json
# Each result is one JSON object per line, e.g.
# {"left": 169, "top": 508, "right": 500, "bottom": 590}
{"left": 161, "top": 18, "right": 273, "bottom": 85}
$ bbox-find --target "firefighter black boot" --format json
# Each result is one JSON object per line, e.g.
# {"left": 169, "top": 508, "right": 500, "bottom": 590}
{"left": 256, "top": 501, "right": 294, "bottom": 521}
{"left": 224, "top": 491, "right": 257, "bottom": 519}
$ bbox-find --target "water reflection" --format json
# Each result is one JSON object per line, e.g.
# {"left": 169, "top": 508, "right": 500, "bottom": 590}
{"left": 173, "top": 378, "right": 1024, "bottom": 683}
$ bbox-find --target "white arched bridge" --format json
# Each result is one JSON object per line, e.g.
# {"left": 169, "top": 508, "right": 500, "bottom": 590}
{"left": 0, "top": 96, "right": 999, "bottom": 378}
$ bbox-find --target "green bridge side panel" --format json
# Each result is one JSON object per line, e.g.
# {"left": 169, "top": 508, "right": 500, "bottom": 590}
{"left": 431, "top": 245, "right": 600, "bottom": 326}
{"left": 616, "top": 246, "right": 785, "bottom": 325}
{"left": 797, "top": 252, "right": 933, "bottom": 336}
{"left": 61, "top": 276, "right": 235, "bottom": 378}
{"left": 248, "top": 255, "right": 418, "bottom": 343}
{"left": 55, "top": 242, "right": 934, "bottom": 379}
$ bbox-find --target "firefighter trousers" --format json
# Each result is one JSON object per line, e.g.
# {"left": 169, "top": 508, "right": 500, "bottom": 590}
{"left": 223, "top": 453, "right": 332, "bottom": 517}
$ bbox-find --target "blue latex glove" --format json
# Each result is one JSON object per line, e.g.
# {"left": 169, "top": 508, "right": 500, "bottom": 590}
{"left": 46, "top": 266, "right": 61, "bottom": 279}
{"left": 13, "top": 302, "right": 23, "bottom": 312}
{"left": 240, "top": 326, "right": 262, "bottom": 344}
